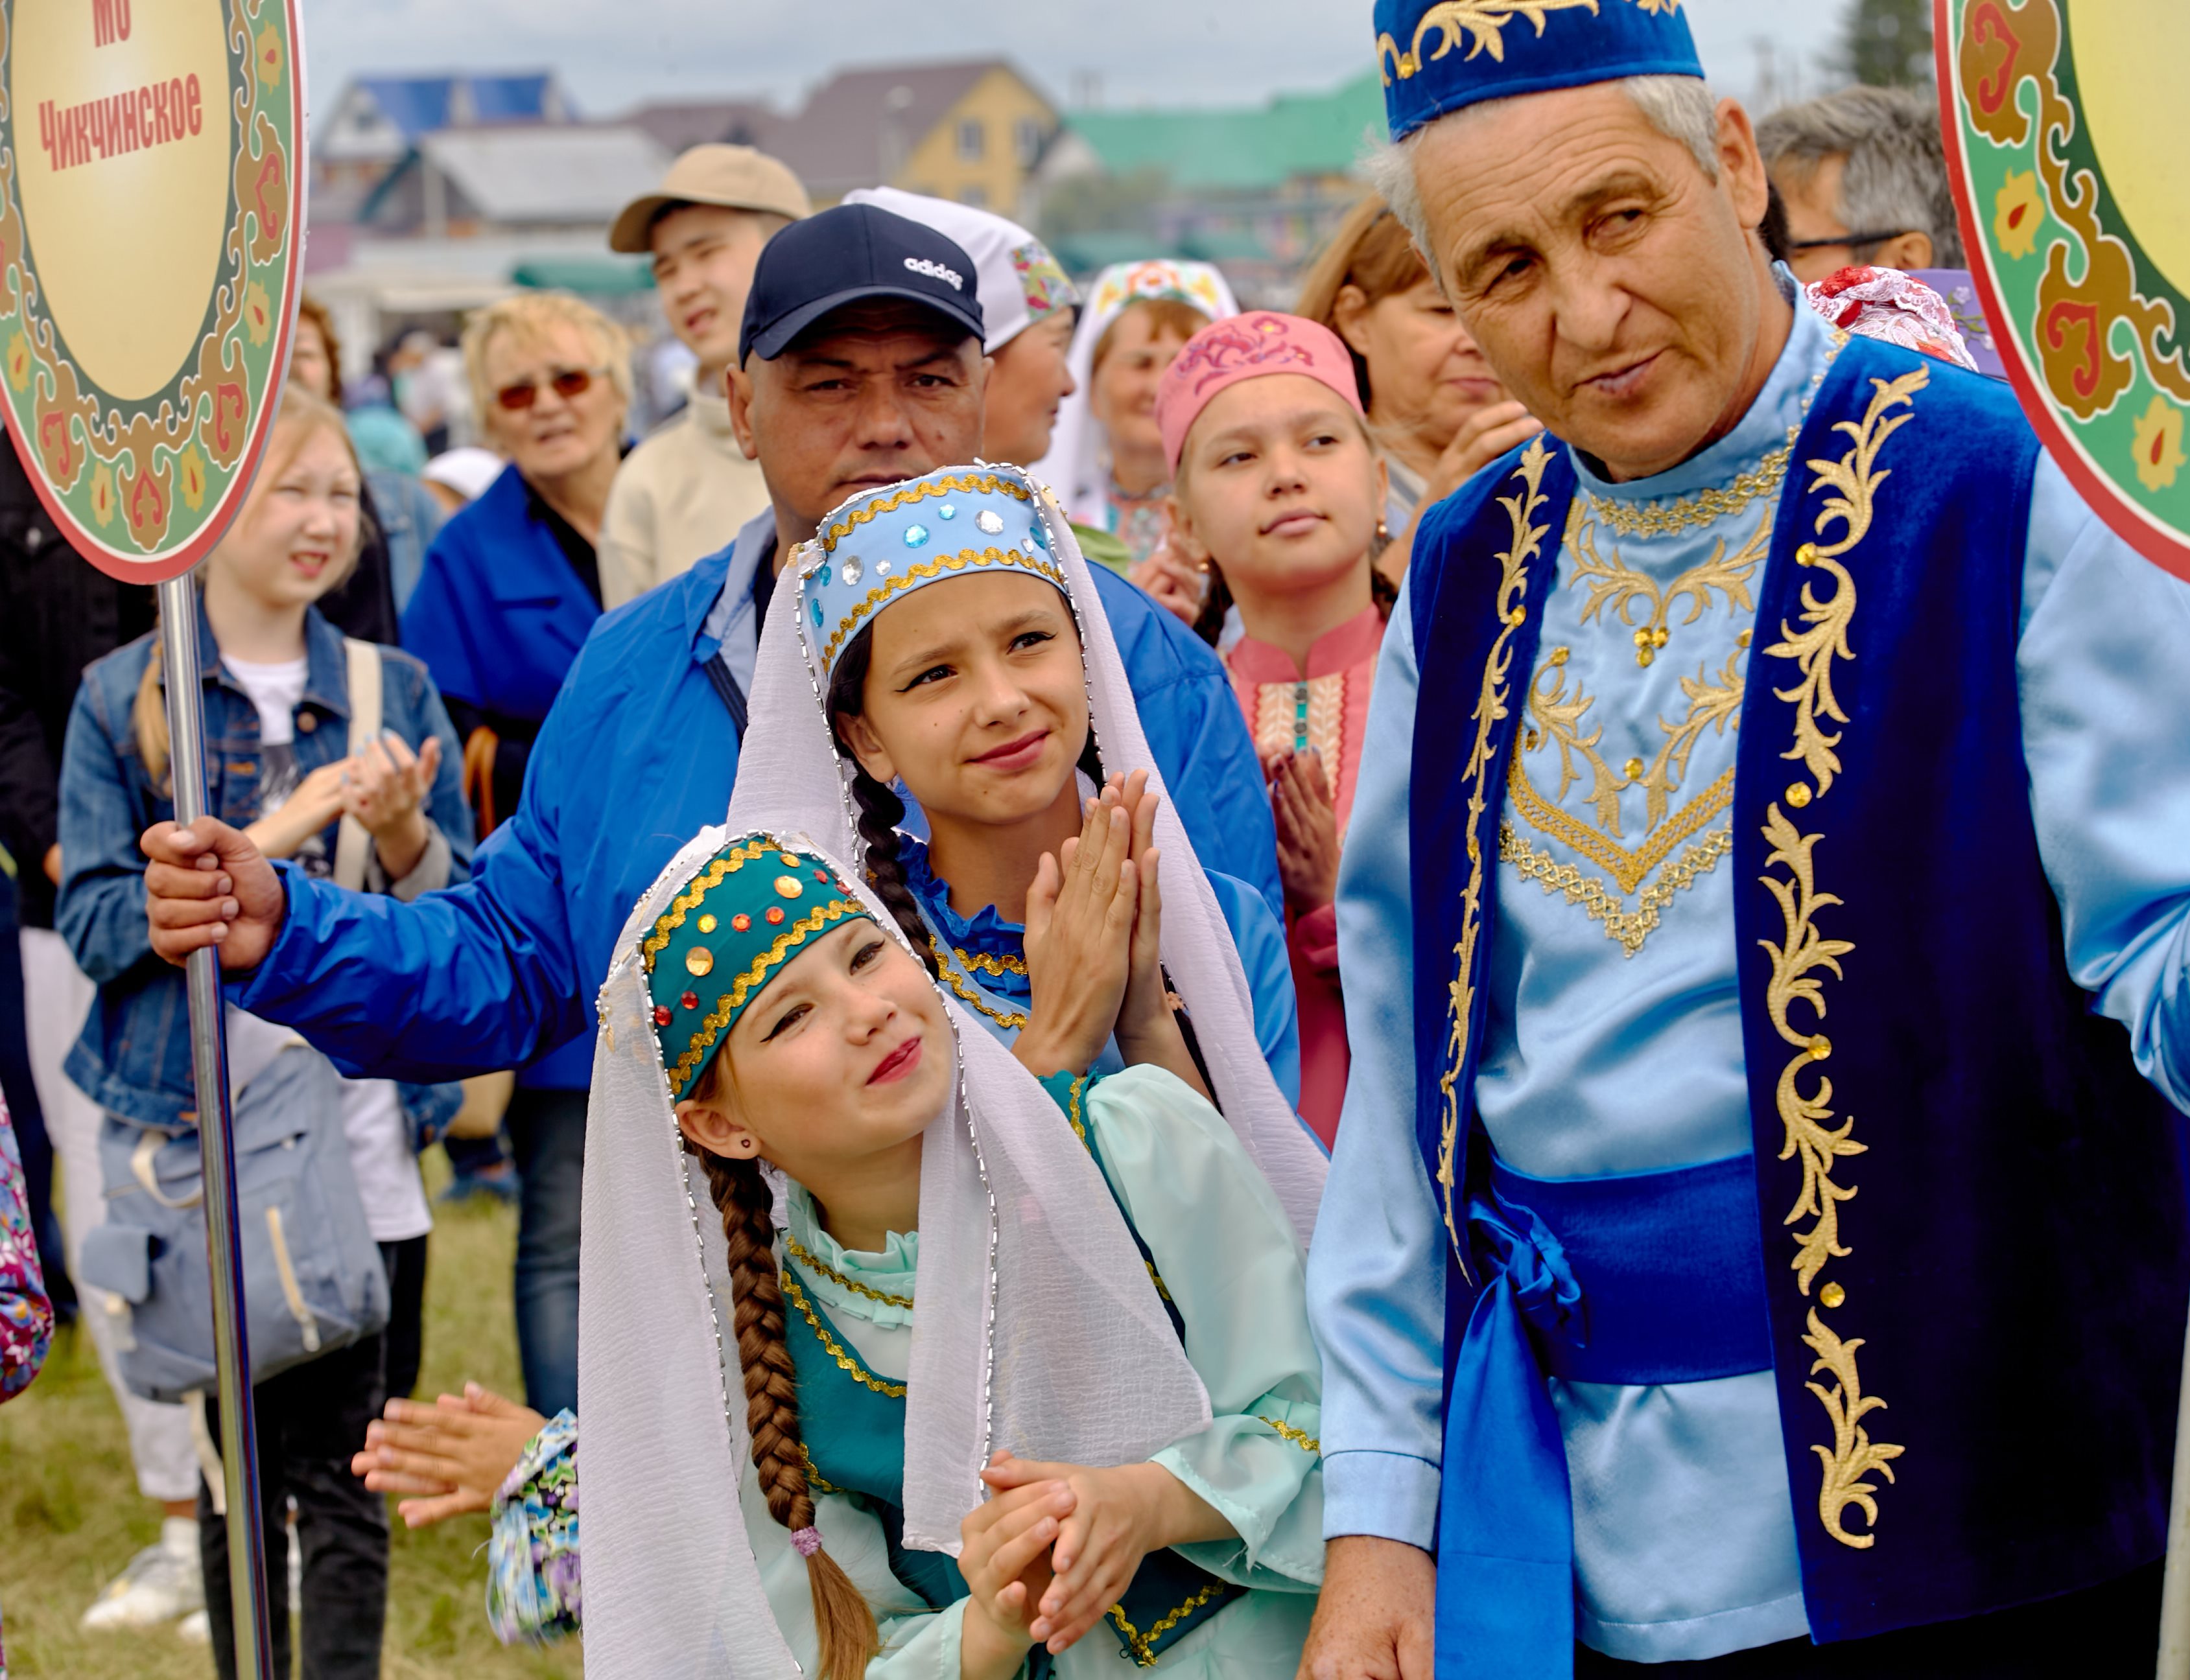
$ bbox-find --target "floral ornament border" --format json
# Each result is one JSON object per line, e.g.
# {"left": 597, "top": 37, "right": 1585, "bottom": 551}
{"left": 0, "top": 0, "right": 303, "bottom": 581}
{"left": 1938, "top": 0, "right": 2190, "bottom": 580}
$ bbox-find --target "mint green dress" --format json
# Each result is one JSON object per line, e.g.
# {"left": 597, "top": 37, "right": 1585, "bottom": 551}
{"left": 491, "top": 1066, "right": 1324, "bottom": 1676}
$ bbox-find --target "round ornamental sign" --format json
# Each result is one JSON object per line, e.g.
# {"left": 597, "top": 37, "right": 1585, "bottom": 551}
{"left": 0, "top": 0, "right": 303, "bottom": 582}
{"left": 1938, "top": 0, "right": 2190, "bottom": 581}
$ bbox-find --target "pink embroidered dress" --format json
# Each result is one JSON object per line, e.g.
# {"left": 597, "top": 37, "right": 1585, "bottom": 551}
{"left": 1224, "top": 605, "right": 1385, "bottom": 1146}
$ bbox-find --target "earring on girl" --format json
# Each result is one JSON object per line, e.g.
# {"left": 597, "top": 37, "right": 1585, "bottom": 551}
{"left": 1376, "top": 517, "right": 1391, "bottom": 544}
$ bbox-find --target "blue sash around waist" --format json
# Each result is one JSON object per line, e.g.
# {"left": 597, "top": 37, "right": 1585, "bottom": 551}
{"left": 1435, "top": 1152, "right": 1772, "bottom": 1679}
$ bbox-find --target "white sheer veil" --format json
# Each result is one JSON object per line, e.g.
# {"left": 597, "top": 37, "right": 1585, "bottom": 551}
{"left": 1030, "top": 261, "right": 1240, "bottom": 525}
{"left": 580, "top": 826, "right": 1214, "bottom": 1675}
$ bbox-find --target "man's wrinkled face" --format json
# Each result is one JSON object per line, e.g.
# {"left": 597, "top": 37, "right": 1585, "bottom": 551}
{"left": 1413, "top": 82, "right": 1778, "bottom": 482}
{"left": 729, "top": 299, "right": 987, "bottom": 537}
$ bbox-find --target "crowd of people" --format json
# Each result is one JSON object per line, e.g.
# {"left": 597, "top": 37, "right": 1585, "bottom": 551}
{"left": 0, "top": 7, "right": 2185, "bottom": 1677}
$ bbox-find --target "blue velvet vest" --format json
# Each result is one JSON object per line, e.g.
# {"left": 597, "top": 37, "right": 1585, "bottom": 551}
{"left": 1406, "top": 334, "right": 2189, "bottom": 1642}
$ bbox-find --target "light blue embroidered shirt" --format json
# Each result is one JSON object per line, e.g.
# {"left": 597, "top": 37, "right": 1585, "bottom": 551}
{"left": 1304, "top": 298, "right": 2190, "bottom": 1661}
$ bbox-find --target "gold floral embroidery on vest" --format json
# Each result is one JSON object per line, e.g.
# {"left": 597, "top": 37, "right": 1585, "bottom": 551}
{"left": 1761, "top": 364, "right": 1927, "bottom": 1552}
{"left": 1435, "top": 436, "right": 1555, "bottom": 1275}
{"left": 1566, "top": 495, "right": 1772, "bottom": 667}
{"left": 1503, "top": 638, "right": 1745, "bottom": 956}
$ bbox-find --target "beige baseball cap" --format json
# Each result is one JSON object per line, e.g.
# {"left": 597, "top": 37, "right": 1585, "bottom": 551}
{"left": 608, "top": 144, "right": 811, "bottom": 253}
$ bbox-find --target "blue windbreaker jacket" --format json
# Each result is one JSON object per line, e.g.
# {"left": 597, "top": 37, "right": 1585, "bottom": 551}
{"left": 233, "top": 515, "right": 1286, "bottom": 1091}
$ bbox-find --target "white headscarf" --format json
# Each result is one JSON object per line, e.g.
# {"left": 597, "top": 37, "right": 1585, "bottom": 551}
{"left": 843, "top": 187, "right": 1079, "bottom": 355}
{"left": 1030, "top": 261, "right": 1239, "bottom": 526}
{"left": 578, "top": 826, "right": 1213, "bottom": 1676}
{"left": 737, "top": 461, "right": 1326, "bottom": 1245}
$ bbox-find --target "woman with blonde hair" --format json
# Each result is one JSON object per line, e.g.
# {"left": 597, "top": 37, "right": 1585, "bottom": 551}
{"left": 1293, "top": 194, "right": 1540, "bottom": 575}
{"left": 56, "top": 385, "right": 471, "bottom": 1680}
{"left": 397, "top": 288, "right": 630, "bottom": 1423}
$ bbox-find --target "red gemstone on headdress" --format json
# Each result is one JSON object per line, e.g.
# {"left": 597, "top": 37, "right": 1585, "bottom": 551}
{"left": 813, "top": 869, "right": 830, "bottom": 883}
{"left": 732, "top": 913, "right": 751, "bottom": 931}
{"left": 652, "top": 1005, "right": 672, "bottom": 1027}
{"left": 766, "top": 906, "right": 785, "bottom": 925}
{"left": 681, "top": 991, "right": 698, "bottom": 1010}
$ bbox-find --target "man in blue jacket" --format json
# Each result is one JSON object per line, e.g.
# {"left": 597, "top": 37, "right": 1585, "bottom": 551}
{"left": 138, "top": 204, "right": 1283, "bottom": 1418}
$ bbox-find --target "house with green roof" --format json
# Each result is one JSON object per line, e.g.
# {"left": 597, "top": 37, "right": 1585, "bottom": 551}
{"left": 1028, "top": 69, "right": 1385, "bottom": 298}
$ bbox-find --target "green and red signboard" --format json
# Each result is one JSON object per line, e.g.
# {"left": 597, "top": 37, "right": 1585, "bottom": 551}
{"left": 0, "top": 0, "right": 304, "bottom": 582}
{"left": 1939, "top": 0, "right": 2190, "bottom": 581}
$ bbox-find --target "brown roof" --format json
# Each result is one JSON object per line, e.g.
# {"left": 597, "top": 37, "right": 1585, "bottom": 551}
{"left": 766, "top": 59, "right": 1023, "bottom": 198}
{"left": 623, "top": 99, "right": 783, "bottom": 158}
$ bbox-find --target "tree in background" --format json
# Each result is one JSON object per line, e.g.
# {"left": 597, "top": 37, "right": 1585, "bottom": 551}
{"left": 1839, "top": 0, "right": 1934, "bottom": 86}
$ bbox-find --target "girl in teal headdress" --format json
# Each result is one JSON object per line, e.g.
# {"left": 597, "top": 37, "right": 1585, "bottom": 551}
{"left": 360, "top": 827, "right": 1324, "bottom": 1677}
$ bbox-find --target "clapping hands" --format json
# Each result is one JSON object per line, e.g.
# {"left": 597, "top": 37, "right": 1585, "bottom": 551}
{"left": 1267, "top": 750, "right": 1341, "bottom": 914}
{"left": 349, "top": 1381, "right": 547, "bottom": 1529}
{"left": 961, "top": 1449, "right": 1231, "bottom": 1666}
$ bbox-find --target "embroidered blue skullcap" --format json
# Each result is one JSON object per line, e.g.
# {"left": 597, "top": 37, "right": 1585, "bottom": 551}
{"left": 642, "top": 833, "right": 872, "bottom": 1102}
{"left": 795, "top": 465, "right": 1071, "bottom": 681}
{"left": 1376, "top": 0, "right": 1704, "bottom": 141}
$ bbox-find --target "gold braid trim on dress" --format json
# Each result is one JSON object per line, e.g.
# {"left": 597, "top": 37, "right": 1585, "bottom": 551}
{"left": 1256, "top": 1416, "right": 1321, "bottom": 1454}
{"left": 929, "top": 935, "right": 1029, "bottom": 1031}
{"left": 781, "top": 1275, "right": 906, "bottom": 1398}
{"left": 1107, "top": 1584, "right": 1227, "bottom": 1668}
{"left": 786, "top": 1235, "right": 913, "bottom": 1310}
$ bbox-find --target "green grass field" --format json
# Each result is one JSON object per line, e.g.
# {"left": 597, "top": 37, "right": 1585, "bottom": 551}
{"left": 0, "top": 1149, "right": 583, "bottom": 1678}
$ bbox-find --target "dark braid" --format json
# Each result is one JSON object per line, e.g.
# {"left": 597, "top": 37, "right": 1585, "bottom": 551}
{"left": 1190, "top": 559, "right": 1232, "bottom": 648}
{"left": 687, "top": 1068, "right": 878, "bottom": 1680}
{"left": 1369, "top": 563, "right": 1398, "bottom": 622}
{"left": 826, "top": 622, "right": 945, "bottom": 975}
{"left": 847, "top": 764, "right": 944, "bottom": 978}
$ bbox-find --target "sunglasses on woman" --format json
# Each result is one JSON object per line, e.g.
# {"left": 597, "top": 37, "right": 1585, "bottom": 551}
{"left": 495, "top": 366, "right": 608, "bottom": 412}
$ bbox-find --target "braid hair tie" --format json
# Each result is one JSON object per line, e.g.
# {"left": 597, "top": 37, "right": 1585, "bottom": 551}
{"left": 791, "top": 1526, "right": 823, "bottom": 1558}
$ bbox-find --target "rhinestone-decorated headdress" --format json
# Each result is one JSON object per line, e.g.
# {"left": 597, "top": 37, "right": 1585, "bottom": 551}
{"left": 794, "top": 465, "right": 1071, "bottom": 681}
{"left": 642, "top": 833, "right": 874, "bottom": 1101}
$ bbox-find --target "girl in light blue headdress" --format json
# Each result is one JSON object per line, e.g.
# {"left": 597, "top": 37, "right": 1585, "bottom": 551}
{"left": 765, "top": 463, "right": 1326, "bottom": 1237}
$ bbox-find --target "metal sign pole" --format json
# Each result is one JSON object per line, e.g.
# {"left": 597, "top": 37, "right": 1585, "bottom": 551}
{"left": 156, "top": 575, "right": 273, "bottom": 1680}
{"left": 2160, "top": 1307, "right": 2190, "bottom": 1680}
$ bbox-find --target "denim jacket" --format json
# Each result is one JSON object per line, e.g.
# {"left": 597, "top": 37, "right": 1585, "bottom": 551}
{"left": 56, "top": 596, "right": 472, "bottom": 1131}
{"left": 366, "top": 468, "right": 445, "bottom": 614}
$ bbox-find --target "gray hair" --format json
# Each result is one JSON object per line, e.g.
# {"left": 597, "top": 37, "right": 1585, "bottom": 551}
{"left": 1754, "top": 84, "right": 1962, "bottom": 266}
{"left": 1366, "top": 75, "right": 1720, "bottom": 287}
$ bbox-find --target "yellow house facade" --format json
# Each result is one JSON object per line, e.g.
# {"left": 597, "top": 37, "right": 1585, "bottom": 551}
{"left": 897, "top": 65, "right": 1058, "bottom": 213}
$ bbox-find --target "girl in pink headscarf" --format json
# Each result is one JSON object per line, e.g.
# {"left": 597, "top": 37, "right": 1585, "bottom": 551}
{"left": 1155, "top": 312, "right": 1394, "bottom": 1147}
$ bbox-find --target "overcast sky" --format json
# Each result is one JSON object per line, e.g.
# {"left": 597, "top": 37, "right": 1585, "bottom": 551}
{"left": 302, "top": 0, "right": 1854, "bottom": 124}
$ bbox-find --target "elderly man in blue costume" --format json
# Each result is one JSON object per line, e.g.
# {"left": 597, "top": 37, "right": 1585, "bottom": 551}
{"left": 1302, "top": 4, "right": 2190, "bottom": 1677}
{"left": 134, "top": 202, "right": 1287, "bottom": 1423}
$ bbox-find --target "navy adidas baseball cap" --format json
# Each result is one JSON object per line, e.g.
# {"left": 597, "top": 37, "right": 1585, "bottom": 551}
{"left": 738, "top": 202, "right": 987, "bottom": 364}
